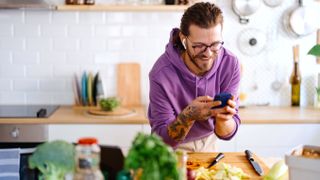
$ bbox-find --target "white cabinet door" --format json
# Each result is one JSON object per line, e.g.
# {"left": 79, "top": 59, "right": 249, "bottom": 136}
{"left": 235, "top": 124, "right": 320, "bottom": 157}
{"left": 216, "top": 138, "right": 237, "bottom": 152}
{"left": 48, "top": 124, "right": 143, "bottom": 154}
{"left": 142, "top": 124, "right": 151, "bottom": 134}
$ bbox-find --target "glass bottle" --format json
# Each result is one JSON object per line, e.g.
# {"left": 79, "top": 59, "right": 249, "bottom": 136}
{"left": 290, "top": 45, "right": 301, "bottom": 106}
{"left": 74, "top": 137, "right": 104, "bottom": 180}
{"left": 176, "top": 150, "right": 187, "bottom": 180}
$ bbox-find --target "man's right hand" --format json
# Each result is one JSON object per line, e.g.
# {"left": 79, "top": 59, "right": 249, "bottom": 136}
{"left": 168, "top": 96, "right": 221, "bottom": 142}
{"left": 183, "top": 96, "right": 221, "bottom": 121}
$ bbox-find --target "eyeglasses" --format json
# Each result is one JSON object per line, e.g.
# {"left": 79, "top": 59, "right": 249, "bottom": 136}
{"left": 186, "top": 36, "right": 224, "bottom": 54}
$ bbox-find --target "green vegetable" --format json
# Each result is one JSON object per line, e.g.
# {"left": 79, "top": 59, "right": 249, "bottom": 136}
{"left": 99, "top": 97, "right": 121, "bottom": 111}
{"left": 125, "top": 132, "right": 180, "bottom": 180}
{"left": 263, "top": 160, "right": 288, "bottom": 180}
{"left": 28, "top": 140, "right": 75, "bottom": 180}
{"left": 308, "top": 44, "right": 320, "bottom": 57}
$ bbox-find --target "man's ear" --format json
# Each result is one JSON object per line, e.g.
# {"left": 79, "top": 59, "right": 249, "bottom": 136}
{"left": 182, "top": 38, "right": 186, "bottom": 49}
{"left": 179, "top": 32, "right": 186, "bottom": 50}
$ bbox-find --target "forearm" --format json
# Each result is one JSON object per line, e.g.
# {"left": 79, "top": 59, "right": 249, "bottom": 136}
{"left": 214, "top": 117, "right": 237, "bottom": 138}
{"left": 167, "top": 107, "right": 195, "bottom": 142}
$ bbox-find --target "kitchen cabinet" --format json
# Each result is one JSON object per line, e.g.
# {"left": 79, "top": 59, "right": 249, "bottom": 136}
{"left": 48, "top": 124, "right": 144, "bottom": 154}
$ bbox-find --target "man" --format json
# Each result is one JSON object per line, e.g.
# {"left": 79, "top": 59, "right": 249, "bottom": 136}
{"left": 148, "top": 2, "right": 241, "bottom": 152}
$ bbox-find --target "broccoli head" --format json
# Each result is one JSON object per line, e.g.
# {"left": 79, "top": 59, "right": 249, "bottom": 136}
{"left": 28, "top": 140, "right": 75, "bottom": 180}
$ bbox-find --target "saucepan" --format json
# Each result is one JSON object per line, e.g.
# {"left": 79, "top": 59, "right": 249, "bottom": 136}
{"left": 283, "top": 0, "right": 319, "bottom": 37}
{"left": 232, "top": 0, "right": 261, "bottom": 24}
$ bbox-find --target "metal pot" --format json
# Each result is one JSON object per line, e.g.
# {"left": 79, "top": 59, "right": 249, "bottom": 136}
{"left": 232, "top": 0, "right": 262, "bottom": 24}
{"left": 283, "top": 0, "right": 319, "bottom": 37}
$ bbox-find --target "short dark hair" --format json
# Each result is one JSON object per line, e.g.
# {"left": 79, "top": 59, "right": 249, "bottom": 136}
{"left": 173, "top": 2, "right": 224, "bottom": 51}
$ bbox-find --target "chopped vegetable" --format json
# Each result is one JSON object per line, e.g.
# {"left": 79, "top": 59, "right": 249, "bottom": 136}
{"left": 195, "top": 163, "right": 250, "bottom": 180}
{"left": 263, "top": 160, "right": 288, "bottom": 180}
{"left": 99, "top": 97, "right": 120, "bottom": 111}
{"left": 28, "top": 140, "right": 75, "bottom": 180}
{"left": 125, "top": 132, "right": 180, "bottom": 180}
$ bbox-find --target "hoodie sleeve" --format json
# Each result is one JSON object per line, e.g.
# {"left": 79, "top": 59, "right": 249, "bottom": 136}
{"left": 215, "top": 56, "right": 241, "bottom": 140}
{"left": 148, "top": 78, "right": 181, "bottom": 148}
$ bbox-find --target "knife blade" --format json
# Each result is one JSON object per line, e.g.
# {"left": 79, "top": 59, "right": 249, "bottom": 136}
{"left": 245, "top": 150, "right": 264, "bottom": 176}
{"left": 207, "top": 152, "right": 224, "bottom": 168}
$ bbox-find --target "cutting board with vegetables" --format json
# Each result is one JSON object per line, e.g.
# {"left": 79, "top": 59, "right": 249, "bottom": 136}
{"left": 187, "top": 152, "right": 269, "bottom": 179}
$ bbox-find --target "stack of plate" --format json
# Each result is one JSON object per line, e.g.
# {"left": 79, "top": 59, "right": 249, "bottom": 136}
{"left": 73, "top": 72, "right": 103, "bottom": 106}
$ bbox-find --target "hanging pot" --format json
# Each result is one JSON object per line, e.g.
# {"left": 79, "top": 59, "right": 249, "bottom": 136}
{"left": 283, "top": 0, "right": 319, "bottom": 37}
{"left": 232, "top": 0, "right": 261, "bottom": 24}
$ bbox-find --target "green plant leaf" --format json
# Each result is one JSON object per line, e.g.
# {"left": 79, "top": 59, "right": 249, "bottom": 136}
{"left": 308, "top": 44, "right": 320, "bottom": 57}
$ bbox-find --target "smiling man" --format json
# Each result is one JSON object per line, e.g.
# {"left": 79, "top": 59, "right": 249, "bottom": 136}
{"left": 148, "top": 2, "right": 241, "bottom": 152}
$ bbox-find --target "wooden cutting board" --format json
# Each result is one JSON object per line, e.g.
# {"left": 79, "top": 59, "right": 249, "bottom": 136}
{"left": 187, "top": 152, "right": 269, "bottom": 179}
{"left": 87, "top": 107, "right": 135, "bottom": 116}
{"left": 117, "top": 63, "right": 141, "bottom": 107}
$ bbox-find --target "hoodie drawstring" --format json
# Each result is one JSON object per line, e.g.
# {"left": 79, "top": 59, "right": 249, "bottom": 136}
{"left": 195, "top": 77, "right": 208, "bottom": 98}
{"left": 195, "top": 77, "right": 198, "bottom": 98}
{"left": 204, "top": 77, "right": 208, "bottom": 96}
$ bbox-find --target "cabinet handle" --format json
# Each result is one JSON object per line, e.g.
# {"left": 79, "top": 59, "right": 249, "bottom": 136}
{"left": 11, "top": 127, "right": 20, "bottom": 138}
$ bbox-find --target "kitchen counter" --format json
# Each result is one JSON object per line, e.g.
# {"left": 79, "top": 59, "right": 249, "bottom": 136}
{"left": 0, "top": 106, "right": 319, "bottom": 124}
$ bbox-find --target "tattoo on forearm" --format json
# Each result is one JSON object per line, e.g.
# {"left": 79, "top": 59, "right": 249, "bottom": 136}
{"left": 167, "top": 105, "right": 197, "bottom": 141}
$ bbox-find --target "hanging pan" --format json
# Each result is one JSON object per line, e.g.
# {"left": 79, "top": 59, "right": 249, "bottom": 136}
{"left": 232, "top": 0, "right": 261, "bottom": 24}
{"left": 283, "top": 0, "right": 319, "bottom": 37}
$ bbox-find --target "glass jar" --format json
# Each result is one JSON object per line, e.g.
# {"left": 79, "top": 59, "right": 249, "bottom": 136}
{"left": 176, "top": 150, "right": 187, "bottom": 180}
{"left": 73, "top": 137, "right": 104, "bottom": 180}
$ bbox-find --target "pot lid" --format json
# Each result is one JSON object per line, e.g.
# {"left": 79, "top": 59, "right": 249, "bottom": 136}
{"left": 237, "top": 28, "right": 267, "bottom": 56}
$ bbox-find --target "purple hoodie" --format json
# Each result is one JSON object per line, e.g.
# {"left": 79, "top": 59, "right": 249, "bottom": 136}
{"left": 148, "top": 28, "right": 241, "bottom": 148}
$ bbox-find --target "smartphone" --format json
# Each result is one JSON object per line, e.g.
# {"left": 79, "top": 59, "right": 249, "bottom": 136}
{"left": 211, "top": 92, "right": 232, "bottom": 109}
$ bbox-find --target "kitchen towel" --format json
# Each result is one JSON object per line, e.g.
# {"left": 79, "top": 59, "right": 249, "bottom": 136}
{"left": 0, "top": 148, "right": 20, "bottom": 180}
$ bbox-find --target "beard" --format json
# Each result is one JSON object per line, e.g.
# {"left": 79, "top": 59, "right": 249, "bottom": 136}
{"left": 186, "top": 48, "right": 217, "bottom": 73}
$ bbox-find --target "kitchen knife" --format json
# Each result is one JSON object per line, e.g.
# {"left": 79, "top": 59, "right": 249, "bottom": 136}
{"left": 207, "top": 152, "right": 224, "bottom": 168}
{"left": 245, "top": 150, "right": 264, "bottom": 176}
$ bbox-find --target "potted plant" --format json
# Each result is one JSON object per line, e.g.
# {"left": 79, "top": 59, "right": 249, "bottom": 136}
{"left": 308, "top": 44, "right": 320, "bottom": 107}
{"left": 308, "top": 44, "right": 320, "bottom": 57}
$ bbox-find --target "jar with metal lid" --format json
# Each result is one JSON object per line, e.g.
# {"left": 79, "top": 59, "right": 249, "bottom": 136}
{"left": 84, "top": 0, "right": 95, "bottom": 5}
{"left": 73, "top": 137, "right": 104, "bottom": 180}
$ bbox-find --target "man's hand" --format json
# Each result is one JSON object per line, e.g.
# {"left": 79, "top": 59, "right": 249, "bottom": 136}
{"left": 184, "top": 96, "right": 221, "bottom": 121}
{"left": 167, "top": 96, "right": 221, "bottom": 141}
{"left": 211, "top": 96, "right": 237, "bottom": 121}
{"left": 211, "top": 96, "right": 237, "bottom": 138}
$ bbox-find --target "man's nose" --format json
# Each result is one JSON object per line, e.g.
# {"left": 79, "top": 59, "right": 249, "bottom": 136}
{"left": 203, "top": 46, "right": 213, "bottom": 57}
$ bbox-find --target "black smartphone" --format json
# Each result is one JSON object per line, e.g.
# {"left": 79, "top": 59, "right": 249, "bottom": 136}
{"left": 211, "top": 92, "right": 232, "bottom": 109}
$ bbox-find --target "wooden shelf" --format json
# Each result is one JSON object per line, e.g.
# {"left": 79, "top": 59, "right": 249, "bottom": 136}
{"left": 56, "top": 4, "right": 189, "bottom": 11}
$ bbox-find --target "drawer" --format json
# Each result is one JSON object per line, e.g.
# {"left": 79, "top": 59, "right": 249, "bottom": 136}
{"left": 0, "top": 124, "right": 48, "bottom": 142}
{"left": 48, "top": 124, "right": 143, "bottom": 147}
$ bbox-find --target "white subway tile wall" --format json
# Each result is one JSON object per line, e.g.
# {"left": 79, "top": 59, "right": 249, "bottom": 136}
{"left": 0, "top": 0, "right": 319, "bottom": 106}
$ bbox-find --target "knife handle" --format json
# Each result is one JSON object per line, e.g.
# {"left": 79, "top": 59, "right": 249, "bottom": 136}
{"left": 245, "top": 150, "right": 254, "bottom": 161}
{"left": 215, "top": 152, "right": 225, "bottom": 162}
